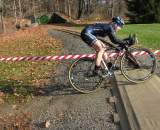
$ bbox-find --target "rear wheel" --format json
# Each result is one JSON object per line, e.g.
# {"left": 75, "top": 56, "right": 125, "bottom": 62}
{"left": 120, "top": 47, "right": 156, "bottom": 83}
{"left": 68, "top": 58, "right": 104, "bottom": 93}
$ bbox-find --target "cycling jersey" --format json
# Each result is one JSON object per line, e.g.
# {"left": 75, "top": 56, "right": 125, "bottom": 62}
{"left": 81, "top": 23, "right": 124, "bottom": 46}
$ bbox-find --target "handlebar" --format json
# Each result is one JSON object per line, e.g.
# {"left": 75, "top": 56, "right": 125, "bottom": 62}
{"left": 129, "top": 33, "right": 138, "bottom": 45}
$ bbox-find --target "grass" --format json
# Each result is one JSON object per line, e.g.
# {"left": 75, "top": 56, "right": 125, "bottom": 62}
{"left": 117, "top": 24, "right": 160, "bottom": 49}
{"left": 0, "top": 26, "right": 63, "bottom": 103}
{"left": 71, "top": 23, "right": 160, "bottom": 49}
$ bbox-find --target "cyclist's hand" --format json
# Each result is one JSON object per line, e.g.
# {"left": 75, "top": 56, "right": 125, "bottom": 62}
{"left": 123, "top": 35, "right": 135, "bottom": 46}
{"left": 129, "top": 38, "right": 135, "bottom": 45}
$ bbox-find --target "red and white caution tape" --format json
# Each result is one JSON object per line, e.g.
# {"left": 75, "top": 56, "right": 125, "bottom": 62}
{"left": 0, "top": 54, "right": 96, "bottom": 62}
{"left": 0, "top": 50, "right": 159, "bottom": 62}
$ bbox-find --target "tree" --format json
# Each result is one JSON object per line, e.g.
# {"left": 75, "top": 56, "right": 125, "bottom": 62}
{"left": 154, "top": 0, "right": 160, "bottom": 22}
{"left": 125, "top": 0, "right": 160, "bottom": 23}
{"left": 13, "top": 0, "right": 18, "bottom": 25}
{"left": 77, "top": 0, "right": 84, "bottom": 19}
{"left": 0, "top": 0, "right": 5, "bottom": 33}
{"left": 18, "top": 0, "right": 22, "bottom": 18}
{"left": 0, "top": 0, "right": 128, "bottom": 26}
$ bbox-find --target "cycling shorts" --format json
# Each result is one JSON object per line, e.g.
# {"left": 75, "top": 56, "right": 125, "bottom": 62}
{"left": 81, "top": 27, "right": 97, "bottom": 46}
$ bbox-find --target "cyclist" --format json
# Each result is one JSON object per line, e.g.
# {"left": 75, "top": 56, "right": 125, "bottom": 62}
{"left": 81, "top": 16, "right": 128, "bottom": 75}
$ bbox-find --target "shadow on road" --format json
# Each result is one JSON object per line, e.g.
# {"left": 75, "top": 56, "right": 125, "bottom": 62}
{"left": 0, "top": 77, "right": 81, "bottom": 99}
{"left": 117, "top": 80, "right": 136, "bottom": 86}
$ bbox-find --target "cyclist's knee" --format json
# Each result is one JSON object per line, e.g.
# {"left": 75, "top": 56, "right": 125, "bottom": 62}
{"left": 98, "top": 50, "right": 105, "bottom": 56}
{"left": 92, "top": 40, "right": 105, "bottom": 52}
{"left": 93, "top": 46, "right": 105, "bottom": 53}
{"left": 95, "top": 48, "right": 105, "bottom": 56}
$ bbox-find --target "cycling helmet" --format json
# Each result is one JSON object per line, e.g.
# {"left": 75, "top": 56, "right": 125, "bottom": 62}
{"left": 112, "top": 16, "right": 125, "bottom": 27}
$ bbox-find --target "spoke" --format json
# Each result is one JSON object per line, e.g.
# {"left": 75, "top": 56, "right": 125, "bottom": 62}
{"left": 69, "top": 58, "right": 103, "bottom": 93}
{"left": 121, "top": 48, "right": 156, "bottom": 83}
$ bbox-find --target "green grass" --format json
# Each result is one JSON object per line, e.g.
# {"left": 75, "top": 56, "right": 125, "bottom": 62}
{"left": 72, "top": 23, "right": 160, "bottom": 49}
{"left": 117, "top": 24, "right": 160, "bottom": 49}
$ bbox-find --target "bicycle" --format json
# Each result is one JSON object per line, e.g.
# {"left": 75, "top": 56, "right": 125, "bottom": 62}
{"left": 68, "top": 34, "right": 157, "bottom": 93}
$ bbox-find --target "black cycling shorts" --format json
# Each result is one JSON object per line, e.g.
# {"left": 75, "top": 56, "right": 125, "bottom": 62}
{"left": 81, "top": 28, "right": 97, "bottom": 46}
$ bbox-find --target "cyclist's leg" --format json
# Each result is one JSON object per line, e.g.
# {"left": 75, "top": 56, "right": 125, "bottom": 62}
{"left": 99, "top": 41, "right": 109, "bottom": 61}
{"left": 92, "top": 41, "right": 113, "bottom": 77}
{"left": 81, "top": 32, "right": 108, "bottom": 67}
{"left": 92, "top": 40, "right": 109, "bottom": 67}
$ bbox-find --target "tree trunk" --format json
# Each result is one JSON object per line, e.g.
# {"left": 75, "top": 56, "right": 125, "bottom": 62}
{"left": 65, "top": 0, "right": 68, "bottom": 15}
{"left": 18, "top": 0, "right": 22, "bottom": 18}
{"left": 0, "top": 13, "right": 4, "bottom": 33}
{"left": 57, "top": 0, "right": 60, "bottom": 12}
{"left": 86, "top": 0, "right": 91, "bottom": 16}
{"left": 111, "top": 0, "right": 115, "bottom": 17}
{"left": 32, "top": 0, "right": 36, "bottom": 22}
{"left": 13, "top": 0, "right": 18, "bottom": 24}
{"left": 77, "top": 0, "right": 84, "bottom": 19}
{"left": 68, "top": 0, "right": 71, "bottom": 18}
{"left": 0, "top": 0, "right": 5, "bottom": 33}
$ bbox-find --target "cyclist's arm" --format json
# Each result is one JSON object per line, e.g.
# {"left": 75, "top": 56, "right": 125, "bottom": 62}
{"left": 107, "top": 26, "right": 125, "bottom": 45}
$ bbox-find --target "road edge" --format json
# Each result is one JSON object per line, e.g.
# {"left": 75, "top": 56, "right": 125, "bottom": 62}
{"left": 111, "top": 75, "right": 140, "bottom": 130}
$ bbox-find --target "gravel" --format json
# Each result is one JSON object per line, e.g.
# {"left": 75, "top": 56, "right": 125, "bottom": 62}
{"left": 28, "top": 30, "right": 120, "bottom": 130}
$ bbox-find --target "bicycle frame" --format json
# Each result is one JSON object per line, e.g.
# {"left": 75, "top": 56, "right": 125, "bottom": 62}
{"left": 97, "top": 37, "right": 140, "bottom": 74}
{"left": 68, "top": 35, "right": 156, "bottom": 94}
{"left": 100, "top": 49, "right": 123, "bottom": 77}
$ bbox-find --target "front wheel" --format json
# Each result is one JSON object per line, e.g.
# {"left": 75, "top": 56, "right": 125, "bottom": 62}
{"left": 120, "top": 47, "right": 156, "bottom": 83}
{"left": 68, "top": 58, "right": 104, "bottom": 93}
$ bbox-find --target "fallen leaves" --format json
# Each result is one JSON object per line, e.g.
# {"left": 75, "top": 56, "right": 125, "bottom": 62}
{"left": 0, "top": 92, "right": 5, "bottom": 104}
{"left": 0, "top": 25, "right": 63, "bottom": 56}
{"left": 0, "top": 112, "right": 32, "bottom": 130}
{"left": 0, "top": 98, "right": 4, "bottom": 104}
{"left": 0, "top": 92, "right": 4, "bottom": 97}
{"left": 0, "top": 25, "right": 63, "bottom": 103}
{"left": 45, "top": 120, "right": 51, "bottom": 128}
{"left": 12, "top": 105, "right": 17, "bottom": 109}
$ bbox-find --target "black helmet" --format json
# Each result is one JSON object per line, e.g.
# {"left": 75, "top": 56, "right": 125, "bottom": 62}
{"left": 112, "top": 16, "right": 125, "bottom": 27}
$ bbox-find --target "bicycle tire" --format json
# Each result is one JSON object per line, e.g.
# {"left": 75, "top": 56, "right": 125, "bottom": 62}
{"left": 120, "top": 47, "right": 156, "bottom": 83}
{"left": 68, "top": 58, "right": 104, "bottom": 93}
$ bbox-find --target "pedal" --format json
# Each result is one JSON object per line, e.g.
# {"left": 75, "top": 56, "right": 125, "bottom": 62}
{"left": 100, "top": 70, "right": 109, "bottom": 78}
{"left": 101, "top": 71, "right": 113, "bottom": 79}
{"left": 101, "top": 74, "right": 109, "bottom": 78}
{"left": 108, "top": 71, "right": 114, "bottom": 78}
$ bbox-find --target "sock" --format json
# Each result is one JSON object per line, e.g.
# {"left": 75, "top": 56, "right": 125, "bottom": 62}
{"left": 107, "top": 62, "right": 113, "bottom": 69}
{"left": 95, "top": 65, "right": 101, "bottom": 70}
